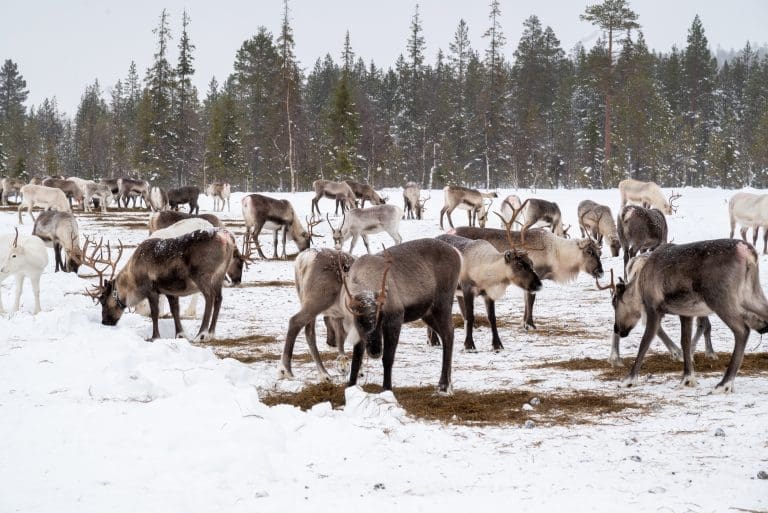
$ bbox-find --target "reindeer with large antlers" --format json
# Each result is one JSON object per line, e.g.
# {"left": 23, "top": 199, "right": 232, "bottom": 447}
{"left": 619, "top": 178, "right": 681, "bottom": 215}
{"left": 242, "top": 194, "right": 323, "bottom": 259}
{"left": 84, "top": 228, "right": 235, "bottom": 341}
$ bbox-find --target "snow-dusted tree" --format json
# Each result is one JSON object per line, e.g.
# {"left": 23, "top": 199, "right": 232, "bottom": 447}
{"left": 326, "top": 31, "right": 360, "bottom": 180}
{"left": 74, "top": 80, "right": 111, "bottom": 179}
{"left": 276, "top": 0, "right": 303, "bottom": 192}
{"left": 175, "top": 9, "right": 200, "bottom": 187}
{"left": 0, "top": 59, "right": 29, "bottom": 176}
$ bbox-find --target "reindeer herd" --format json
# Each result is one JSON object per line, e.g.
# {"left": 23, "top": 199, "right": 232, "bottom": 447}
{"left": 2, "top": 174, "right": 768, "bottom": 398}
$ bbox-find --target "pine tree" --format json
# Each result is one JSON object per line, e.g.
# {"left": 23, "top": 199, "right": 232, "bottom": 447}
{"left": 447, "top": 19, "right": 473, "bottom": 184}
{"left": 276, "top": 0, "right": 302, "bottom": 191}
{"left": 175, "top": 9, "right": 200, "bottom": 186}
{"left": 327, "top": 32, "right": 360, "bottom": 180}
{"left": 74, "top": 80, "right": 110, "bottom": 178}
{"left": 0, "top": 59, "right": 29, "bottom": 175}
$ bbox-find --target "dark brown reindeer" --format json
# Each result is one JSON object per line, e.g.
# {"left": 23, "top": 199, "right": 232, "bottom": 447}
{"left": 32, "top": 210, "right": 83, "bottom": 273}
{"left": 311, "top": 179, "right": 357, "bottom": 216}
{"left": 440, "top": 185, "right": 497, "bottom": 230}
{"left": 344, "top": 180, "right": 387, "bottom": 208}
{"left": 148, "top": 210, "right": 223, "bottom": 234}
{"left": 454, "top": 223, "right": 603, "bottom": 330}
{"left": 168, "top": 186, "right": 201, "bottom": 214}
{"left": 616, "top": 204, "right": 667, "bottom": 278}
{"left": 84, "top": 229, "right": 235, "bottom": 341}
{"left": 342, "top": 238, "right": 462, "bottom": 392}
{"left": 242, "top": 193, "right": 322, "bottom": 259}
{"left": 578, "top": 200, "right": 620, "bottom": 257}
{"left": 403, "top": 182, "right": 429, "bottom": 220}
{"left": 598, "top": 239, "right": 768, "bottom": 393}
{"left": 279, "top": 248, "right": 356, "bottom": 381}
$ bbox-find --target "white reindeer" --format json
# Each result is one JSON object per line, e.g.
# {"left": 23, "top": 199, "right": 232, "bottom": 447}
{"left": 0, "top": 229, "right": 49, "bottom": 314}
{"left": 327, "top": 204, "right": 403, "bottom": 253}
{"left": 17, "top": 184, "right": 71, "bottom": 224}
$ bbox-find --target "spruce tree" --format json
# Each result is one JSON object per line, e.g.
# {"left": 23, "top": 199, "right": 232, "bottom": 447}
{"left": 175, "top": 9, "right": 199, "bottom": 186}
{"left": 0, "top": 59, "right": 29, "bottom": 175}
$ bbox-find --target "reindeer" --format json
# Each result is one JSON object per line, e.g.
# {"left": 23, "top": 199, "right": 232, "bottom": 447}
{"left": 578, "top": 200, "right": 620, "bottom": 257}
{"left": 436, "top": 230, "right": 542, "bottom": 351}
{"left": 728, "top": 192, "right": 768, "bottom": 254}
{"left": 118, "top": 178, "right": 150, "bottom": 208}
{"left": 616, "top": 205, "right": 667, "bottom": 278}
{"left": 99, "top": 178, "right": 120, "bottom": 201}
{"left": 598, "top": 239, "right": 768, "bottom": 393}
{"left": 327, "top": 204, "right": 403, "bottom": 254}
{"left": 17, "top": 184, "right": 71, "bottom": 224}
{"left": 146, "top": 185, "right": 169, "bottom": 212}
{"left": 242, "top": 193, "right": 322, "bottom": 259}
{"left": 517, "top": 198, "right": 569, "bottom": 238}
{"left": 32, "top": 210, "right": 83, "bottom": 273}
{"left": 148, "top": 210, "right": 223, "bottom": 234}
{"left": 167, "top": 186, "right": 201, "bottom": 214}
{"left": 279, "top": 248, "right": 356, "bottom": 381}
{"left": 440, "top": 185, "right": 497, "bottom": 230}
{"left": 619, "top": 178, "right": 680, "bottom": 215}
{"left": 345, "top": 180, "right": 386, "bottom": 208}
{"left": 453, "top": 225, "right": 603, "bottom": 330}
{"left": 41, "top": 177, "right": 84, "bottom": 209}
{"left": 206, "top": 182, "right": 231, "bottom": 212}
{"left": 0, "top": 229, "right": 49, "bottom": 314}
{"left": 341, "top": 238, "right": 462, "bottom": 392}
{"left": 402, "top": 182, "right": 429, "bottom": 220}
{"left": 311, "top": 179, "right": 357, "bottom": 216}
{"left": 82, "top": 182, "right": 114, "bottom": 213}
{"left": 499, "top": 194, "right": 524, "bottom": 226}
{"left": 84, "top": 229, "right": 235, "bottom": 341}
{"left": 1, "top": 177, "right": 24, "bottom": 205}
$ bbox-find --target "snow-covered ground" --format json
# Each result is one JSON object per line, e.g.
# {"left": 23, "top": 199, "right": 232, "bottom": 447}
{"left": 1, "top": 187, "right": 766, "bottom": 512}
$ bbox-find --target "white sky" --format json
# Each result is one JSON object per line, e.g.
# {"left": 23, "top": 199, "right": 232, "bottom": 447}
{"left": 2, "top": 0, "right": 766, "bottom": 116}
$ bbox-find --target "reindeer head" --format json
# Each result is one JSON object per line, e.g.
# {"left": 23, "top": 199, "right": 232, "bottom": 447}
{"left": 577, "top": 238, "right": 604, "bottom": 278}
{"left": 478, "top": 199, "right": 494, "bottom": 228}
{"left": 494, "top": 207, "right": 542, "bottom": 293}
{"left": 665, "top": 191, "right": 682, "bottom": 215}
{"left": 299, "top": 216, "right": 324, "bottom": 251}
{"left": 0, "top": 229, "right": 24, "bottom": 275}
{"left": 327, "top": 213, "right": 345, "bottom": 250}
{"left": 81, "top": 237, "right": 125, "bottom": 325}
{"left": 66, "top": 233, "right": 83, "bottom": 273}
{"left": 596, "top": 269, "right": 640, "bottom": 338}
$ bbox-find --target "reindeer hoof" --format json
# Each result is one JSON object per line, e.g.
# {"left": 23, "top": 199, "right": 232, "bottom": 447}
{"left": 619, "top": 375, "right": 639, "bottom": 388}
{"left": 193, "top": 331, "right": 213, "bottom": 343}
{"left": 705, "top": 352, "right": 719, "bottom": 361}
{"left": 669, "top": 349, "right": 684, "bottom": 362}
{"left": 522, "top": 322, "right": 536, "bottom": 331}
{"left": 608, "top": 355, "right": 624, "bottom": 368}
{"left": 712, "top": 382, "right": 734, "bottom": 394}
{"left": 437, "top": 383, "right": 453, "bottom": 396}
{"left": 679, "top": 375, "right": 697, "bottom": 388}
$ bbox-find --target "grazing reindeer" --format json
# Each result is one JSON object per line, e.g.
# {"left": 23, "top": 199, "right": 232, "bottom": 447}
{"left": 17, "top": 184, "right": 71, "bottom": 224}
{"left": 327, "top": 204, "right": 403, "bottom": 253}
{"left": 42, "top": 177, "right": 84, "bottom": 209}
{"left": 619, "top": 178, "right": 680, "bottom": 215}
{"left": 82, "top": 182, "right": 114, "bottom": 213}
{"left": 453, "top": 225, "right": 603, "bottom": 330}
{"left": 440, "top": 185, "right": 497, "bottom": 230}
{"left": 345, "top": 180, "right": 386, "bottom": 208}
{"left": 403, "top": 182, "right": 429, "bottom": 220}
{"left": 517, "top": 198, "right": 569, "bottom": 238}
{"left": 311, "top": 179, "right": 357, "bottom": 216}
{"left": 167, "top": 186, "right": 201, "bottom": 214}
{"left": 341, "top": 238, "right": 462, "bottom": 392}
{"left": 147, "top": 185, "right": 169, "bottom": 212}
{"left": 499, "top": 194, "right": 524, "bottom": 226}
{"left": 578, "top": 200, "right": 620, "bottom": 257}
{"left": 118, "top": 178, "right": 150, "bottom": 208}
{"left": 242, "top": 193, "right": 322, "bottom": 259}
{"left": 99, "top": 178, "right": 120, "bottom": 203}
{"left": 616, "top": 205, "right": 667, "bottom": 278}
{"left": 599, "top": 239, "right": 768, "bottom": 393}
{"left": 206, "top": 182, "right": 231, "bottom": 212}
{"left": 0, "top": 229, "right": 49, "bottom": 314}
{"left": 436, "top": 231, "right": 542, "bottom": 351}
{"left": 32, "top": 210, "right": 83, "bottom": 273}
{"left": 1, "top": 177, "right": 24, "bottom": 205}
{"left": 279, "top": 248, "right": 356, "bottom": 381}
{"left": 728, "top": 192, "right": 768, "bottom": 254}
{"left": 148, "top": 211, "right": 223, "bottom": 234}
{"left": 85, "top": 229, "right": 235, "bottom": 341}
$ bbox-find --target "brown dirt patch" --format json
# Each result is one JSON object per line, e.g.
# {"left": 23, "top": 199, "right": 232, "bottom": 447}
{"left": 262, "top": 383, "right": 643, "bottom": 426}
{"left": 536, "top": 352, "right": 768, "bottom": 380}
{"left": 207, "top": 333, "right": 280, "bottom": 364}
{"left": 238, "top": 280, "right": 294, "bottom": 288}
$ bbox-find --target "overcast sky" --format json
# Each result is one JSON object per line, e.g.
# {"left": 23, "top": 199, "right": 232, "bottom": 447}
{"left": 3, "top": 0, "right": 767, "bottom": 116}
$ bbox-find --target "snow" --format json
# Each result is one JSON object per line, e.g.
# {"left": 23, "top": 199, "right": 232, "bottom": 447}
{"left": 1, "top": 187, "right": 767, "bottom": 512}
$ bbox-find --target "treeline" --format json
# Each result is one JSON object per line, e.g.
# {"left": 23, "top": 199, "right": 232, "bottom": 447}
{"left": 1, "top": 0, "right": 768, "bottom": 191}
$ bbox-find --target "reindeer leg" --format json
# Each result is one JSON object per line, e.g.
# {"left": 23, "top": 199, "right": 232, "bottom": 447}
{"left": 763, "top": 227, "right": 768, "bottom": 255}
{"left": 522, "top": 291, "right": 537, "bottom": 330}
{"left": 423, "top": 307, "right": 454, "bottom": 394}
{"left": 462, "top": 286, "right": 477, "bottom": 352}
{"left": 679, "top": 316, "right": 697, "bottom": 387}
{"left": 31, "top": 272, "right": 42, "bottom": 314}
{"left": 695, "top": 317, "right": 717, "bottom": 360}
{"left": 608, "top": 332, "right": 623, "bottom": 367}
{"left": 322, "top": 316, "right": 337, "bottom": 347}
{"left": 205, "top": 287, "right": 224, "bottom": 339}
{"left": 713, "top": 308, "right": 750, "bottom": 394}
{"left": 380, "top": 318, "right": 401, "bottom": 391}
{"left": 752, "top": 227, "right": 759, "bottom": 247}
{"left": 361, "top": 234, "right": 371, "bottom": 254}
{"left": 53, "top": 242, "right": 62, "bottom": 272}
{"left": 439, "top": 207, "right": 447, "bottom": 230}
{"left": 194, "top": 289, "right": 215, "bottom": 342}
{"left": 272, "top": 229, "right": 279, "bottom": 260}
{"left": 426, "top": 327, "right": 441, "bottom": 346}
{"left": 11, "top": 274, "right": 24, "bottom": 313}
{"left": 484, "top": 296, "right": 503, "bottom": 351}
{"left": 347, "top": 336, "right": 365, "bottom": 387}
{"left": 305, "top": 320, "right": 333, "bottom": 381}
{"left": 281, "top": 226, "right": 288, "bottom": 259}
{"left": 740, "top": 227, "right": 748, "bottom": 242}
{"left": 621, "top": 309, "right": 661, "bottom": 388}
{"left": 656, "top": 324, "right": 683, "bottom": 361}
{"left": 147, "top": 292, "right": 161, "bottom": 340}
{"left": 167, "top": 295, "right": 186, "bottom": 338}
{"left": 252, "top": 222, "right": 267, "bottom": 260}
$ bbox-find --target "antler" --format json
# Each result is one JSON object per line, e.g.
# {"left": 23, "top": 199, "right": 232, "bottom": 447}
{"left": 494, "top": 198, "right": 530, "bottom": 253}
{"left": 306, "top": 216, "right": 324, "bottom": 238}
{"left": 595, "top": 268, "right": 615, "bottom": 292}
{"left": 337, "top": 252, "right": 360, "bottom": 314}
{"left": 325, "top": 213, "right": 338, "bottom": 232}
{"left": 668, "top": 191, "right": 681, "bottom": 213}
{"left": 81, "top": 236, "right": 124, "bottom": 289}
{"left": 374, "top": 250, "right": 393, "bottom": 324}
{"left": 12, "top": 227, "right": 19, "bottom": 248}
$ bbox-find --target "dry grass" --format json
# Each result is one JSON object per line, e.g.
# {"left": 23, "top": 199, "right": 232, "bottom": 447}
{"left": 238, "top": 280, "right": 294, "bottom": 288}
{"left": 536, "top": 352, "right": 768, "bottom": 380}
{"left": 262, "top": 383, "right": 643, "bottom": 426}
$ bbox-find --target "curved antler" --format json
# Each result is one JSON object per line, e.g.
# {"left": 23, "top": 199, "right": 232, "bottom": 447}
{"left": 595, "top": 268, "right": 615, "bottom": 292}
{"left": 12, "top": 227, "right": 19, "bottom": 248}
{"left": 306, "top": 216, "right": 324, "bottom": 238}
{"left": 374, "top": 250, "right": 393, "bottom": 324}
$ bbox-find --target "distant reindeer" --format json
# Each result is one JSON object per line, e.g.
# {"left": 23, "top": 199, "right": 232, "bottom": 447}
{"left": 168, "top": 186, "right": 201, "bottom": 214}
{"left": 499, "top": 194, "right": 524, "bottom": 226}
{"left": 517, "top": 198, "right": 569, "bottom": 238}
{"left": 577, "top": 200, "right": 620, "bottom": 256}
{"left": 1, "top": 177, "right": 25, "bottom": 205}
{"left": 327, "top": 204, "right": 403, "bottom": 253}
{"left": 616, "top": 205, "right": 667, "bottom": 278}
{"left": 147, "top": 185, "right": 169, "bottom": 212}
{"left": 148, "top": 211, "right": 223, "bottom": 234}
{"left": 440, "top": 185, "right": 497, "bottom": 230}
{"left": 728, "top": 192, "right": 768, "bottom": 254}
{"left": 403, "top": 182, "right": 429, "bottom": 220}
{"left": 242, "top": 194, "right": 322, "bottom": 259}
{"left": 118, "top": 178, "right": 150, "bottom": 208}
{"left": 311, "top": 179, "right": 357, "bottom": 216}
{"left": 0, "top": 229, "right": 49, "bottom": 314}
{"left": 279, "top": 248, "right": 355, "bottom": 381}
{"left": 32, "top": 210, "right": 83, "bottom": 273}
{"left": 206, "top": 182, "right": 231, "bottom": 212}
{"left": 345, "top": 180, "right": 386, "bottom": 208}
{"left": 17, "top": 184, "right": 71, "bottom": 224}
{"left": 600, "top": 239, "right": 768, "bottom": 393}
{"left": 42, "top": 177, "right": 84, "bottom": 209}
{"left": 619, "top": 178, "right": 680, "bottom": 215}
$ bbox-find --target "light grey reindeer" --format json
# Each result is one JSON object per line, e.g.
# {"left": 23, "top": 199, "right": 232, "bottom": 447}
{"left": 278, "top": 248, "right": 355, "bottom": 381}
{"left": 440, "top": 186, "right": 496, "bottom": 230}
{"left": 616, "top": 204, "right": 667, "bottom": 278}
{"left": 403, "top": 182, "right": 429, "bottom": 220}
{"left": 311, "top": 179, "right": 357, "bottom": 216}
{"left": 32, "top": 210, "right": 83, "bottom": 273}
{"left": 578, "top": 200, "right": 620, "bottom": 257}
{"left": 518, "top": 198, "right": 569, "bottom": 238}
{"left": 327, "top": 204, "right": 403, "bottom": 254}
{"left": 600, "top": 239, "right": 768, "bottom": 393}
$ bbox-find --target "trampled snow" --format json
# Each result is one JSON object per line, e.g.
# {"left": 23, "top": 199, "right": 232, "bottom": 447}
{"left": 1, "top": 187, "right": 766, "bottom": 512}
